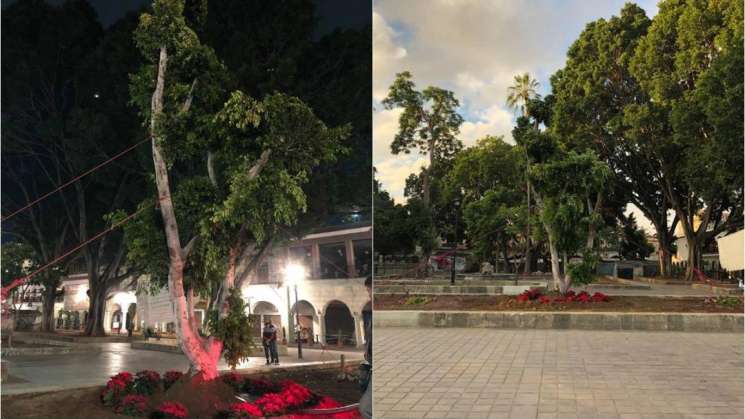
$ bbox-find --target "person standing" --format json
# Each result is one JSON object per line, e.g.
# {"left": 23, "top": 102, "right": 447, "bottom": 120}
{"left": 262, "top": 320, "right": 279, "bottom": 365}
{"left": 359, "top": 276, "right": 372, "bottom": 419}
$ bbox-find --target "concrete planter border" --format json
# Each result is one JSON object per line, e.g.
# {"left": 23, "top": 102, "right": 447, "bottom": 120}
{"left": 374, "top": 310, "right": 744, "bottom": 333}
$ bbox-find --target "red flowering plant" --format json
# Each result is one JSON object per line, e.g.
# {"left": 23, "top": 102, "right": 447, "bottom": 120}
{"left": 242, "top": 378, "right": 282, "bottom": 396}
{"left": 226, "top": 401, "right": 264, "bottom": 418}
{"left": 288, "top": 397, "right": 362, "bottom": 419}
{"left": 121, "top": 394, "right": 148, "bottom": 416}
{"left": 152, "top": 401, "right": 189, "bottom": 419}
{"left": 101, "top": 371, "right": 134, "bottom": 407}
{"left": 133, "top": 370, "right": 161, "bottom": 395}
{"left": 591, "top": 292, "right": 609, "bottom": 302}
{"left": 163, "top": 370, "right": 184, "bottom": 391}
{"left": 222, "top": 372, "right": 246, "bottom": 392}
{"left": 516, "top": 288, "right": 543, "bottom": 302}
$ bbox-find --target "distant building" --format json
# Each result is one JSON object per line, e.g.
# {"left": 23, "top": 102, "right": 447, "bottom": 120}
{"left": 51, "top": 222, "right": 372, "bottom": 348}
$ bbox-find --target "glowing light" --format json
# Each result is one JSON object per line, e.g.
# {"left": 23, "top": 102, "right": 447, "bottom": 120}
{"left": 75, "top": 287, "right": 88, "bottom": 303}
{"left": 283, "top": 264, "right": 306, "bottom": 286}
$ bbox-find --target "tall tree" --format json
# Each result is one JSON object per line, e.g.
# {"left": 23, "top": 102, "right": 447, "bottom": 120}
{"left": 128, "top": 0, "right": 348, "bottom": 379}
{"left": 1, "top": 0, "right": 146, "bottom": 335}
{"left": 506, "top": 72, "right": 540, "bottom": 273}
{"left": 628, "top": 0, "right": 743, "bottom": 279}
{"left": 549, "top": 4, "right": 657, "bottom": 268}
{"left": 382, "top": 71, "right": 464, "bottom": 205}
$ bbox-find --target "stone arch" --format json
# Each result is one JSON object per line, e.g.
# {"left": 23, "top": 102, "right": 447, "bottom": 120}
{"left": 323, "top": 300, "right": 356, "bottom": 346}
{"left": 110, "top": 303, "right": 123, "bottom": 333}
{"left": 290, "top": 300, "right": 317, "bottom": 344}
{"left": 250, "top": 301, "right": 281, "bottom": 340}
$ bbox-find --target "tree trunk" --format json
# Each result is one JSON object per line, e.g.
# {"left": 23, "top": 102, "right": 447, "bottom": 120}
{"left": 547, "top": 233, "right": 561, "bottom": 292}
{"left": 150, "top": 46, "right": 222, "bottom": 380}
{"left": 524, "top": 181, "right": 532, "bottom": 274}
{"left": 685, "top": 237, "right": 700, "bottom": 281}
{"left": 84, "top": 284, "right": 107, "bottom": 336}
{"left": 41, "top": 284, "right": 57, "bottom": 332}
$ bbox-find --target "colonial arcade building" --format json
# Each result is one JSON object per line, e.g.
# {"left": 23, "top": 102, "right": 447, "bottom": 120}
{"left": 51, "top": 222, "right": 372, "bottom": 348}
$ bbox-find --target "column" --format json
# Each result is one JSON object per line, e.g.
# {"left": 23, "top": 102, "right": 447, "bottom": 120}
{"left": 352, "top": 312, "right": 364, "bottom": 348}
{"left": 345, "top": 240, "right": 355, "bottom": 278}
{"left": 318, "top": 311, "right": 326, "bottom": 345}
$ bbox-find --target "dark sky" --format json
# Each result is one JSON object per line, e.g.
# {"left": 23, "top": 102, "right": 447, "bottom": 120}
{"left": 1, "top": 0, "right": 371, "bottom": 32}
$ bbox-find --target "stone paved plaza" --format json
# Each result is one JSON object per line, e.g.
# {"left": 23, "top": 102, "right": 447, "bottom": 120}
{"left": 2, "top": 343, "right": 362, "bottom": 395}
{"left": 373, "top": 328, "right": 744, "bottom": 419}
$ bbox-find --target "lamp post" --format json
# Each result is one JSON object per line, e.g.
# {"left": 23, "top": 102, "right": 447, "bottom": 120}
{"left": 451, "top": 199, "right": 460, "bottom": 286}
{"left": 284, "top": 264, "right": 305, "bottom": 359}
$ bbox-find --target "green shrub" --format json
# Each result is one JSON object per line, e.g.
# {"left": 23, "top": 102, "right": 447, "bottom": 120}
{"left": 208, "top": 289, "right": 255, "bottom": 370}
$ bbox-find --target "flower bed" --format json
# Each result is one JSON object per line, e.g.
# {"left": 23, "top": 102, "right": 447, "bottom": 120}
{"left": 100, "top": 370, "right": 360, "bottom": 418}
{"left": 516, "top": 288, "right": 609, "bottom": 304}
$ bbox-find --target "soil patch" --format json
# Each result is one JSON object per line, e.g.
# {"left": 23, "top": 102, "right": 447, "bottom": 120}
{"left": 1, "top": 369, "right": 361, "bottom": 418}
{"left": 374, "top": 294, "right": 744, "bottom": 313}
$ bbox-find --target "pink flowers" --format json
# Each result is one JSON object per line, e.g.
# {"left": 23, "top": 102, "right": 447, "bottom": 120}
{"left": 101, "top": 371, "right": 134, "bottom": 407}
{"left": 516, "top": 288, "right": 543, "bottom": 302}
{"left": 134, "top": 369, "right": 161, "bottom": 395}
{"left": 156, "top": 401, "right": 189, "bottom": 418}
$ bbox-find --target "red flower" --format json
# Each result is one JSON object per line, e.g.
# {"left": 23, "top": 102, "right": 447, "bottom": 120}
{"left": 163, "top": 370, "right": 184, "bottom": 390}
{"left": 122, "top": 394, "right": 148, "bottom": 416}
{"left": 591, "top": 292, "right": 609, "bottom": 302}
{"left": 157, "top": 401, "right": 189, "bottom": 419}
{"left": 538, "top": 296, "right": 551, "bottom": 304}
{"left": 229, "top": 402, "right": 263, "bottom": 418}
{"left": 576, "top": 291, "right": 591, "bottom": 303}
{"left": 566, "top": 290, "right": 576, "bottom": 297}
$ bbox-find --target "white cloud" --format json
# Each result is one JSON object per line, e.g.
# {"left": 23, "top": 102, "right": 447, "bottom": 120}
{"left": 373, "top": 0, "right": 660, "bottom": 217}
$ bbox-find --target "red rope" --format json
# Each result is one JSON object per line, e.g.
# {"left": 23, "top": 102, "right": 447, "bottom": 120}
{"left": 1, "top": 138, "right": 150, "bottom": 223}
{"left": 1, "top": 203, "right": 151, "bottom": 300}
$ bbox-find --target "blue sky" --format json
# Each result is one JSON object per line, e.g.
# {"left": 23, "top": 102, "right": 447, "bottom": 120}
{"left": 374, "top": 0, "right": 660, "bottom": 231}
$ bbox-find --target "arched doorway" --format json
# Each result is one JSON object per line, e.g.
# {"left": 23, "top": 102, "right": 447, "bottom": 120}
{"left": 110, "top": 304, "right": 123, "bottom": 334}
{"left": 291, "top": 300, "right": 316, "bottom": 344}
{"left": 324, "top": 300, "right": 355, "bottom": 346}
{"left": 251, "top": 302, "right": 282, "bottom": 341}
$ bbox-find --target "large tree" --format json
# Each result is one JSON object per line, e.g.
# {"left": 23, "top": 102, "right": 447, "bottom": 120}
{"left": 126, "top": 0, "right": 348, "bottom": 379}
{"left": 1, "top": 0, "right": 146, "bottom": 335}
{"left": 382, "top": 71, "right": 464, "bottom": 205}
{"left": 628, "top": 0, "right": 743, "bottom": 279}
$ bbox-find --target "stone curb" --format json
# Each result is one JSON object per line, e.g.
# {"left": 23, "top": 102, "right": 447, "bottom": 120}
{"left": 131, "top": 341, "right": 290, "bottom": 356}
{"left": 1, "top": 336, "right": 101, "bottom": 357}
{"left": 373, "top": 310, "right": 744, "bottom": 333}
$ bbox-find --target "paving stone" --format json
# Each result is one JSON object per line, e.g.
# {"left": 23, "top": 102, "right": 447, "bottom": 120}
{"left": 375, "top": 328, "right": 743, "bottom": 419}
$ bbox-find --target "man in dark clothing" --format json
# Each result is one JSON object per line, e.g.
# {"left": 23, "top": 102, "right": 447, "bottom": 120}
{"left": 262, "top": 321, "right": 279, "bottom": 365}
{"left": 359, "top": 276, "right": 372, "bottom": 419}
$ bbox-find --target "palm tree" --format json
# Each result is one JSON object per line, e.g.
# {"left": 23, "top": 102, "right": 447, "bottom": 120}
{"left": 506, "top": 73, "right": 540, "bottom": 117}
{"left": 506, "top": 72, "right": 540, "bottom": 274}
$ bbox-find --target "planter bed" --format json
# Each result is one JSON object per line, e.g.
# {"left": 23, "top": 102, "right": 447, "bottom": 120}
{"left": 1, "top": 367, "right": 362, "bottom": 419}
{"left": 374, "top": 294, "right": 744, "bottom": 313}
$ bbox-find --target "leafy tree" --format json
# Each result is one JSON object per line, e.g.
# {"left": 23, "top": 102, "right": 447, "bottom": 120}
{"left": 1, "top": 0, "right": 146, "bottom": 335}
{"left": 628, "top": 0, "right": 743, "bottom": 279}
{"left": 445, "top": 136, "right": 526, "bottom": 271}
{"left": 619, "top": 213, "right": 654, "bottom": 260}
{"left": 373, "top": 178, "right": 416, "bottom": 256}
{"left": 382, "top": 71, "right": 464, "bottom": 205}
{"left": 126, "top": 0, "right": 348, "bottom": 379}
{"left": 519, "top": 116, "right": 611, "bottom": 293}
{"left": 549, "top": 4, "right": 651, "bottom": 254}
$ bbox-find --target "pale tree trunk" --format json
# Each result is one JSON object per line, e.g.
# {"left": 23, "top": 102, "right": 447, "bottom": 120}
{"left": 547, "top": 233, "right": 562, "bottom": 292}
{"left": 585, "top": 193, "right": 603, "bottom": 251}
{"left": 84, "top": 282, "right": 107, "bottom": 336}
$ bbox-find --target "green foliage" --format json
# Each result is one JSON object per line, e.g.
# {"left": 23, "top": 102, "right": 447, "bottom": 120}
{"left": 207, "top": 288, "right": 254, "bottom": 370}
{"left": 619, "top": 214, "right": 654, "bottom": 260}
{"left": 383, "top": 71, "right": 464, "bottom": 163}
{"left": 1, "top": 242, "right": 39, "bottom": 287}
{"left": 566, "top": 255, "right": 598, "bottom": 287}
{"left": 373, "top": 179, "right": 416, "bottom": 255}
{"left": 404, "top": 296, "right": 430, "bottom": 306}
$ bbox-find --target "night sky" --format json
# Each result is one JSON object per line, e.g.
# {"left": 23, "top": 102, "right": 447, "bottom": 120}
{"left": 1, "top": 0, "right": 371, "bottom": 32}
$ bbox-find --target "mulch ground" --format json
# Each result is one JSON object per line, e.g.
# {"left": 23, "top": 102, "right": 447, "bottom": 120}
{"left": 1, "top": 369, "right": 362, "bottom": 419}
{"left": 374, "top": 294, "right": 744, "bottom": 313}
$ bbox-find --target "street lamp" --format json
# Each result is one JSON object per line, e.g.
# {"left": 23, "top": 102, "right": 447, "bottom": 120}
{"left": 451, "top": 199, "right": 460, "bottom": 285}
{"left": 284, "top": 264, "right": 305, "bottom": 359}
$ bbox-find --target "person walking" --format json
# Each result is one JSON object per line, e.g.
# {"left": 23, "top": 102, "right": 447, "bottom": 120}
{"left": 262, "top": 320, "right": 279, "bottom": 365}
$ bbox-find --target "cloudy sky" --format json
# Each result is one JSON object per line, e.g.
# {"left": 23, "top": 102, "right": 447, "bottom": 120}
{"left": 373, "top": 0, "right": 660, "bottom": 231}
